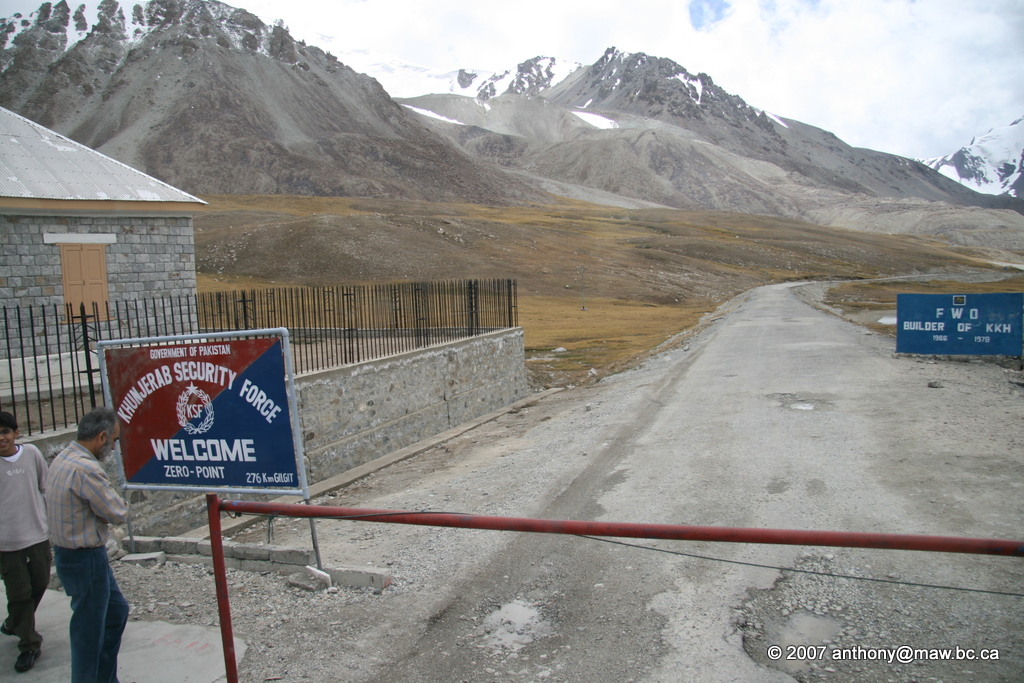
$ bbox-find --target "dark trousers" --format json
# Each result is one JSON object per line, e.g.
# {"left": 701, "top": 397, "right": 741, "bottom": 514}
{"left": 53, "top": 546, "right": 129, "bottom": 683}
{"left": 0, "top": 540, "right": 51, "bottom": 653}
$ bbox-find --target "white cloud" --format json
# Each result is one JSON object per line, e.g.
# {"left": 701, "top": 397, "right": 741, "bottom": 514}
{"left": 2, "top": 0, "right": 1021, "bottom": 159}
{"left": 249, "top": 0, "right": 1023, "bottom": 159}
{"left": 675, "top": 0, "right": 1024, "bottom": 158}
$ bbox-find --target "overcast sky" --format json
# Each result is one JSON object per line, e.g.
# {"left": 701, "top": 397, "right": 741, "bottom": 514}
{"left": 235, "top": 0, "right": 1024, "bottom": 161}
{"left": 3, "top": 0, "right": 1022, "bottom": 160}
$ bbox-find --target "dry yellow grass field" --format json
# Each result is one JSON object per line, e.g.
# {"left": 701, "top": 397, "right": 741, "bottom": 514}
{"left": 516, "top": 296, "right": 709, "bottom": 385}
{"left": 193, "top": 194, "right": 1019, "bottom": 385}
{"left": 822, "top": 274, "right": 1024, "bottom": 337}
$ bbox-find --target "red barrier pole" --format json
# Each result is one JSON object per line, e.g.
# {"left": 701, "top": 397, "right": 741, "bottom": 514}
{"left": 220, "top": 500, "right": 1024, "bottom": 557}
{"left": 207, "top": 493, "right": 239, "bottom": 683}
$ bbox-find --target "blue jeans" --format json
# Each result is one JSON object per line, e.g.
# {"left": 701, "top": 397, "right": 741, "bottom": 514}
{"left": 53, "top": 547, "right": 129, "bottom": 683}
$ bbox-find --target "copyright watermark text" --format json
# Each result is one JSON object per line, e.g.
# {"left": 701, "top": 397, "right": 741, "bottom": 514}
{"left": 766, "top": 644, "right": 1000, "bottom": 664}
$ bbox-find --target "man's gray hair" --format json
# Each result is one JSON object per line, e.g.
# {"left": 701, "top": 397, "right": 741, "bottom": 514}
{"left": 77, "top": 406, "right": 118, "bottom": 442}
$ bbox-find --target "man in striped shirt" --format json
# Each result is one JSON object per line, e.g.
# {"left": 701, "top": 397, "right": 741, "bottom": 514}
{"left": 46, "top": 406, "right": 129, "bottom": 683}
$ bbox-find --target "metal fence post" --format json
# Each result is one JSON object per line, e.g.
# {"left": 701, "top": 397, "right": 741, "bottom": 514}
{"left": 78, "top": 303, "right": 98, "bottom": 408}
{"left": 466, "top": 279, "right": 479, "bottom": 337}
{"left": 238, "top": 291, "right": 251, "bottom": 330}
{"left": 413, "top": 283, "right": 428, "bottom": 348}
{"left": 507, "top": 279, "right": 516, "bottom": 328}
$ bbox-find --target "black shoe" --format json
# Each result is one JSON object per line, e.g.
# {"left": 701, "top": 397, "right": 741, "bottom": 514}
{"left": 0, "top": 621, "right": 12, "bottom": 636}
{"left": 14, "top": 649, "right": 39, "bottom": 673}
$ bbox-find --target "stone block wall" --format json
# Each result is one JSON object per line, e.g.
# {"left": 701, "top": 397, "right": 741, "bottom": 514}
{"left": 298, "top": 328, "right": 528, "bottom": 482}
{"left": 0, "top": 213, "right": 197, "bottom": 309}
{"left": 25, "top": 328, "right": 528, "bottom": 535}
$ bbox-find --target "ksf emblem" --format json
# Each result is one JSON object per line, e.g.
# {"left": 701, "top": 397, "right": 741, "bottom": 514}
{"left": 176, "top": 383, "right": 214, "bottom": 435}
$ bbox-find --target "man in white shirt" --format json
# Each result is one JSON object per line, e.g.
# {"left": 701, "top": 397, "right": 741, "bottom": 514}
{"left": 0, "top": 411, "right": 50, "bottom": 673}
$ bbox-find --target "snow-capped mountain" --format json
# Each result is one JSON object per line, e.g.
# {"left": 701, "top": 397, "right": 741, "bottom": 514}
{"left": 0, "top": 0, "right": 541, "bottom": 203}
{"left": 3, "top": 0, "right": 1022, "bottom": 246}
{"left": 1, "top": 0, "right": 287, "bottom": 64}
{"left": 921, "top": 116, "right": 1024, "bottom": 198}
{"left": 309, "top": 38, "right": 582, "bottom": 102}
{"left": 0, "top": 1, "right": 96, "bottom": 61}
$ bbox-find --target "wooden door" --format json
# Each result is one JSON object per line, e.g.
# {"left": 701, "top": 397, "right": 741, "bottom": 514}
{"left": 60, "top": 243, "right": 110, "bottom": 318}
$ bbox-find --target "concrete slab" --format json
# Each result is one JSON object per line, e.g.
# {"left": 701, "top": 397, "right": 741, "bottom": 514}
{"left": 119, "top": 551, "right": 167, "bottom": 567}
{"left": 325, "top": 565, "right": 391, "bottom": 591}
{"left": 0, "top": 589, "right": 245, "bottom": 682}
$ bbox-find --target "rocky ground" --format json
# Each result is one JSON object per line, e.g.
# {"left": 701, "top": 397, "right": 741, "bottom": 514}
{"left": 738, "top": 548, "right": 1022, "bottom": 682}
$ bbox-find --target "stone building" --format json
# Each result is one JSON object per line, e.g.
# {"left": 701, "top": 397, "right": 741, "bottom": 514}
{"left": 0, "top": 106, "right": 205, "bottom": 312}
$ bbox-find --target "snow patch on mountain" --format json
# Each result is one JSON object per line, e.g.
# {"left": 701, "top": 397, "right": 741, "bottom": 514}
{"left": 921, "top": 116, "right": 1024, "bottom": 197}
{"left": 68, "top": 4, "right": 97, "bottom": 47}
{"left": 285, "top": 30, "right": 580, "bottom": 102}
{"left": 1, "top": 2, "right": 98, "bottom": 52}
{"left": 484, "top": 56, "right": 582, "bottom": 100}
{"left": 2, "top": 0, "right": 287, "bottom": 64}
{"left": 401, "top": 104, "right": 466, "bottom": 126}
{"left": 676, "top": 73, "right": 703, "bottom": 102}
{"left": 752, "top": 108, "right": 789, "bottom": 129}
{"left": 572, "top": 111, "right": 618, "bottom": 129}
{"left": 309, "top": 44, "right": 495, "bottom": 98}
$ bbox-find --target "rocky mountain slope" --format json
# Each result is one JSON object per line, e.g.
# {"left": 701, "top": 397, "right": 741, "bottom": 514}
{"left": 395, "top": 48, "right": 1024, "bottom": 248}
{"left": 3, "top": 2, "right": 1024, "bottom": 250}
{"left": 0, "top": 0, "right": 542, "bottom": 203}
{"left": 922, "top": 115, "right": 1024, "bottom": 199}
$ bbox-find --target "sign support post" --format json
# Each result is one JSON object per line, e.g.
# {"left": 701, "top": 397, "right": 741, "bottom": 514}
{"left": 206, "top": 493, "right": 238, "bottom": 683}
{"left": 278, "top": 330, "right": 323, "bottom": 570}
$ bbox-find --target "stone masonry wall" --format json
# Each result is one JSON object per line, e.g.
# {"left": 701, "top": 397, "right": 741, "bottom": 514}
{"left": 24, "top": 328, "right": 528, "bottom": 535}
{"left": 297, "top": 328, "right": 528, "bottom": 482}
{"left": 0, "top": 213, "right": 196, "bottom": 309}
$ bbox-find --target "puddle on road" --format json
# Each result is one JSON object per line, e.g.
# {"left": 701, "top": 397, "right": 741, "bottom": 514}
{"left": 480, "top": 599, "right": 554, "bottom": 652}
{"left": 845, "top": 309, "right": 897, "bottom": 326}
{"left": 764, "top": 611, "right": 842, "bottom": 674}
{"left": 767, "top": 393, "right": 836, "bottom": 412}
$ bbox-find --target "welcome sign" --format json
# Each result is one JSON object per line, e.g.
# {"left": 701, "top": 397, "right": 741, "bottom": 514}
{"left": 99, "top": 330, "right": 305, "bottom": 494}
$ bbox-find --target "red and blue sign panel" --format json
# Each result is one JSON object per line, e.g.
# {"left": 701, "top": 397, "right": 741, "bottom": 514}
{"left": 103, "top": 336, "right": 301, "bottom": 491}
{"left": 896, "top": 293, "right": 1023, "bottom": 356}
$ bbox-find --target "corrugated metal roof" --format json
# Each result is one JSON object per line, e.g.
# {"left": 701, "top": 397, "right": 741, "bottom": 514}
{"left": 0, "top": 107, "right": 205, "bottom": 204}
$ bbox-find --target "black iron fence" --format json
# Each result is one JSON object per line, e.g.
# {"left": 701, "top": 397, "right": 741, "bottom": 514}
{"left": 2, "top": 279, "right": 517, "bottom": 435}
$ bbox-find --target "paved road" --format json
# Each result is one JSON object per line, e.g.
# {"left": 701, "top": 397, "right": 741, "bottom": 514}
{"left": 226, "top": 282, "right": 1024, "bottom": 682}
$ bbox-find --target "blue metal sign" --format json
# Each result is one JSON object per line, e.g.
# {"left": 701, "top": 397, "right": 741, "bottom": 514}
{"left": 896, "top": 293, "right": 1023, "bottom": 356}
